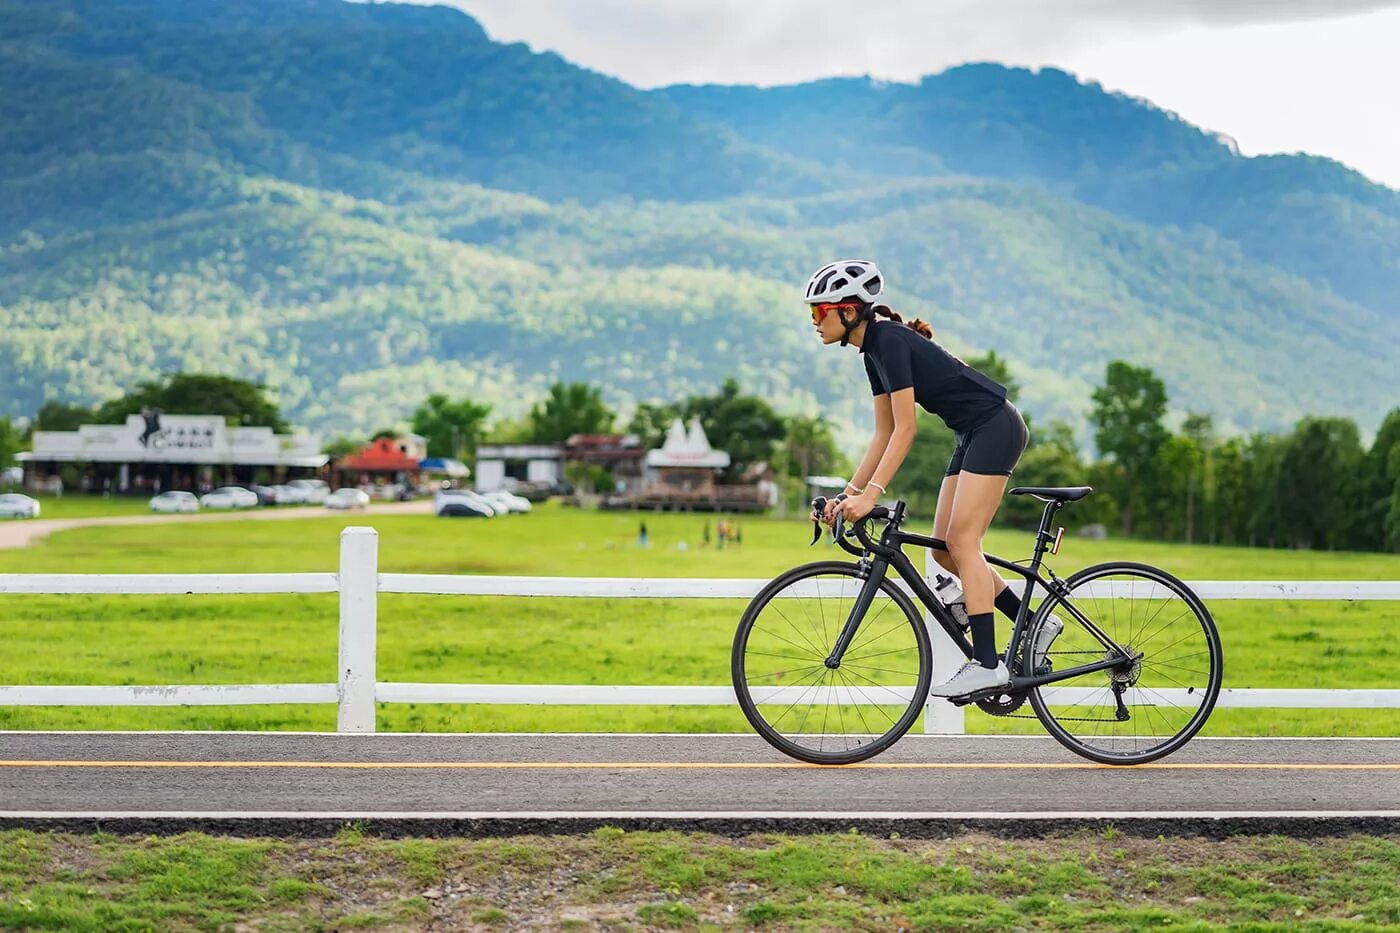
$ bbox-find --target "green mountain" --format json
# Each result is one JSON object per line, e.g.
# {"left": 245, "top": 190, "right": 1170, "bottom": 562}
{"left": 2, "top": 0, "right": 1396, "bottom": 446}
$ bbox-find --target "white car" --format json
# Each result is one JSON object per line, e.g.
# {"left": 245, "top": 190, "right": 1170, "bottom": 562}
{"left": 201, "top": 486, "right": 259, "bottom": 510}
{"left": 288, "top": 478, "right": 329, "bottom": 504}
{"left": 324, "top": 487, "right": 371, "bottom": 510}
{"left": 481, "top": 490, "right": 532, "bottom": 514}
{"left": 435, "top": 489, "right": 498, "bottom": 517}
{"left": 149, "top": 491, "right": 199, "bottom": 513}
{"left": 269, "top": 484, "right": 309, "bottom": 505}
{"left": 0, "top": 493, "right": 40, "bottom": 519}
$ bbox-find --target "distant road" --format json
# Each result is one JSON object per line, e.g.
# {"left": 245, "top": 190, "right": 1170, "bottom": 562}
{"left": 0, "top": 500, "right": 432, "bottom": 549}
{"left": 3, "top": 733, "right": 1399, "bottom": 836}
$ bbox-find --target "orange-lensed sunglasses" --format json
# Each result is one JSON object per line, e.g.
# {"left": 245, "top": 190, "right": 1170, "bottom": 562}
{"left": 809, "top": 302, "right": 860, "bottom": 324}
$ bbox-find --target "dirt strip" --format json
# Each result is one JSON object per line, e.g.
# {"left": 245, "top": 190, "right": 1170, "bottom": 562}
{"left": 0, "top": 500, "right": 432, "bottom": 549}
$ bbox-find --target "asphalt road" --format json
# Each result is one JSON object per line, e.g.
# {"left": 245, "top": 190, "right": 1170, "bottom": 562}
{"left": 3, "top": 733, "right": 1399, "bottom": 835}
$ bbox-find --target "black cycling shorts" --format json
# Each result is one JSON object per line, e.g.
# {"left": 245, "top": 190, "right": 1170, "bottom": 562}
{"left": 945, "top": 400, "right": 1030, "bottom": 477}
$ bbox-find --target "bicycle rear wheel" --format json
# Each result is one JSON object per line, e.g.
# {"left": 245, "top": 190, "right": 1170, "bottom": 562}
{"left": 732, "top": 561, "right": 932, "bottom": 764}
{"left": 1027, "top": 561, "right": 1222, "bottom": 765}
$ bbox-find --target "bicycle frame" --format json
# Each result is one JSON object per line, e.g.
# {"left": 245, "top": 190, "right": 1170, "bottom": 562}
{"left": 824, "top": 499, "right": 1136, "bottom": 691}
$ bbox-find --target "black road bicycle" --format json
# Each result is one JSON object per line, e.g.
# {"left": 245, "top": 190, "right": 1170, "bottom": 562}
{"left": 731, "top": 486, "right": 1223, "bottom": 765}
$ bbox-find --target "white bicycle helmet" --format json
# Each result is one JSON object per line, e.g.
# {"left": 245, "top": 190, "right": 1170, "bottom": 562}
{"left": 802, "top": 259, "right": 883, "bottom": 305}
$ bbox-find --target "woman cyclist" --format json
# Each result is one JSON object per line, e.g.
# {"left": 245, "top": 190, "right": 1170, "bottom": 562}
{"left": 805, "top": 259, "right": 1059, "bottom": 698}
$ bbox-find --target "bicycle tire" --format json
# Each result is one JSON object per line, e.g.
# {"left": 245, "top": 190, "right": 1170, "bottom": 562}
{"left": 732, "top": 560, "right": 933, "bottom": 765}
{"left": 1027, "top": 560, "right": 1222, "bottom": 765}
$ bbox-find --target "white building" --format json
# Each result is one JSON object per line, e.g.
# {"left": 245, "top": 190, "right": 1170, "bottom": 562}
{"left": 18, "top": 413, "right": 325, "bottom": 493}
{"left": 474, "top": 444, "right": 563, "bottom": 493}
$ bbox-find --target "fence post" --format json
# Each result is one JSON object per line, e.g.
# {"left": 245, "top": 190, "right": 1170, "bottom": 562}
{"left": 337, "top": 526, "right": 379, "bottom": 733}
{"left": 924, "top": 549, "right": 966, "bottom": 734}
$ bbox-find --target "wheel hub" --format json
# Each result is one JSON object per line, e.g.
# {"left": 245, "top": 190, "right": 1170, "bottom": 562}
{"left": 1110, "top": 648, "right": 1142, "bottom": 688}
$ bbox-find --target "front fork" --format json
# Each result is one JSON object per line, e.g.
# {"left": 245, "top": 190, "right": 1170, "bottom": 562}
{"left": 823, "top": 558, "right": 888, "bottom": 668}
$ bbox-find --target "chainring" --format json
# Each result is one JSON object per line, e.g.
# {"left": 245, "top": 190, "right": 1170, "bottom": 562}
{"left": 975, "top": 689, "right": 1028, "bottom": 716}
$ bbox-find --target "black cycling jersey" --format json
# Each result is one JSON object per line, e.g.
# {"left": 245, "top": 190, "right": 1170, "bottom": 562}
{"left": 861, "top": 321, "right": 1009, "bottom": 433}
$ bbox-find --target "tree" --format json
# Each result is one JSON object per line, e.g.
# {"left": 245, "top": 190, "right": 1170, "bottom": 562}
{"left": 1180, "top": 413, "right": 1217, "bottom": 545}
{"left": 626, "top": 401, "right": 682, "bottom": 449}
{"left": 779, "top": 414, "right": 845, "bottom": 482}
{"left": 0, "top": 418, "right": 23, "bottom": 467}
{"left": 34, "top": 401, "right": 93, "bottom": 432}
{"left": 410, "top": 394, "right": 491, "bottom": 461}
{"left": 322, "top": 436, "right": 365, "bottom": 459}
{"left": 1151, "top": 434, "right": 1205, "bottom": 541}
{"left": 1089, "top": 361, "right": 1169, "bottom": 536}
{"left": 527, "top": 382, "right": 616, "bottom": 443}
{"left": 1357, "top": 408, "right": 1400, "bottom": 550}
{"left": 1276, "top": 417, "right": 1364, "bottom": 549}
{"left": 1209, "top": 438, "right": 1249, "bottom": 545}
{"left": 1244, "top": 432, "right": 1287, "bottom": 548}
{"left": 94, "top": 373, "right": 288, "bottom": 432}
{"left": 1387, "top": 444, "right": 1400, "bottom": 553}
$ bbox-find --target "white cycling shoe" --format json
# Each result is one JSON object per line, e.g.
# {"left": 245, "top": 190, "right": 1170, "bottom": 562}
{"left": 928, "top": 660, "right": 1010, "bottom": 698}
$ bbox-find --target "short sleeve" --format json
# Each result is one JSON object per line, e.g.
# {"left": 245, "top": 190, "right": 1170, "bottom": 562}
{"left": 864, "top": 354, "right": 887, "bottom": 396}
{"left": 878, "top": 330, "right": 915, "bottom": 394}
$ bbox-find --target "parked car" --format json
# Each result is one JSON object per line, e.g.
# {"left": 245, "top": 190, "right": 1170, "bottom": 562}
{"left": 269, "top": 484, "right": 309, "bottom": 505}
{"left": 201, "top": 486, "right": 259, "bottom": 510}
{"left": 246, "top": 484, "right": 279, "bottom": 506}
{"left": 481, "top": 490, "right": 532, "bottom": 514}
{"left": 0, "top": 493, "right": 40, "bottom": 519}
{"left": 287, "top": 478, "right": 329, "bottom": 504}
{"left": 149, "top": 490, "right": 199, "bottom": 514}
{"left": 435, "top": 490, "right": 497, "bottom": 518}
{"left": 324, "top": 487, "right": 371, "bottom": 510}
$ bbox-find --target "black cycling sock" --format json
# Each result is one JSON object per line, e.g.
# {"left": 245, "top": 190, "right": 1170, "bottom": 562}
{"left": 995, "top": 587, "right": 1021, "bottom": 623}
{"left": 968, "top": 612, "right": 998, "bottom": 668}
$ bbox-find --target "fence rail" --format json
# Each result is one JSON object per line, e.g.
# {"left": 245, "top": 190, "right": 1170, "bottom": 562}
{"left": 2, "top": 526, "right": 1398, "bottom": 734}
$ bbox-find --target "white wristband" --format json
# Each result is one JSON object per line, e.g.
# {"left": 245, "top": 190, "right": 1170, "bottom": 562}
{"left": 868, "top": 481, "right": 887, "bottom": 494}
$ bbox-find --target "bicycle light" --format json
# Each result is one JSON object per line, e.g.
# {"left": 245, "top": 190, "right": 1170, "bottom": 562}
{"left": 1052, "top": 526, "right": 1065, "bottom": 555}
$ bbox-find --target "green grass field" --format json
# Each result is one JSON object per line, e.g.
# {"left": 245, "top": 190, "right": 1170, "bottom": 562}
{"left": 4, "top": 827, "right": 1399, "bottom": 930}
{"left": 1, "top": 503, "right": 1398, "bottom": 735}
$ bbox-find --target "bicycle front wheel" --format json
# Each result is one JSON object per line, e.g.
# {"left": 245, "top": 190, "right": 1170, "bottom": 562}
{"left": 1028, "top": 561, "right": 1222, "bottom": 765}
{"left": 732, "top": 561, "right": 932, "bottom": 765}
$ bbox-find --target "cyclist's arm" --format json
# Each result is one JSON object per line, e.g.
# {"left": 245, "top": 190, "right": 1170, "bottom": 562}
{"left": 847, "top": 393, "right": 895, "bottom": 493}
{"left": 865, "top": 387, "right": 916, "bottom": 494}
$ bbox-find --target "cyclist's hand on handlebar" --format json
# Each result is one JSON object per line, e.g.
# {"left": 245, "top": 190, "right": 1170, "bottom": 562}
{"left": 837, "top": 490, "right": 877, "bottom": 524}
{"left": 821, "top": 494, "right": 846, "bottom": 528}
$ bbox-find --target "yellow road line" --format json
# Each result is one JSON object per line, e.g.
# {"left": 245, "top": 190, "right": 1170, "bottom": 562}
{"left": 1, "top": 760, "right": 1398, "bottom": 771}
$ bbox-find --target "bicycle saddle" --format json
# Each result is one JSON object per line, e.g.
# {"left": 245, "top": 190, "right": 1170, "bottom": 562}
{"left": 1009, "top": 485, "right": 1093, "bottom": 502}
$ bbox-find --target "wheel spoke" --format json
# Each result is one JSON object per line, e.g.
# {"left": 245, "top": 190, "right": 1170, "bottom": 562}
{"left": 738, "top": 568, "right": 928, "bottom": 762}
{"left": 1029, "top": 568, "right": 1219, "bottom": 764}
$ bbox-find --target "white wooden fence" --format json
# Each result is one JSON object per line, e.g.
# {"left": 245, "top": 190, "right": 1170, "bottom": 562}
{"left": 2, "top": 526, "right": 1398, "bottom": 734}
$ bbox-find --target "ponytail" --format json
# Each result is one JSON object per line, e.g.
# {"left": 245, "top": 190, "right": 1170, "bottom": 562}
{"left": 871, "top": 303, "right": 934, "bottom": 340}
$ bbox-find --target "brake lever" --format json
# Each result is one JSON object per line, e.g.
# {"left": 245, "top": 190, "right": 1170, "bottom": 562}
{"left": 809, "top": 496, "right": 826, "bottom": 546}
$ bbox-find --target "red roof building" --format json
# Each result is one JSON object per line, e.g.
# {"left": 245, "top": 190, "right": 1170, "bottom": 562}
{"left": 338, "top": 434, "right": 426, "bottom": 477}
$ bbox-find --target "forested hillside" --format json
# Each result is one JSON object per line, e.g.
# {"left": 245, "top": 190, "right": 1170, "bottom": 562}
{"left": 2, "top": 0, "right": 1396, "bottom": 443}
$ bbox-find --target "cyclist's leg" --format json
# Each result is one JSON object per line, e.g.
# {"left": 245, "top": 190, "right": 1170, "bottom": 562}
{"left": 945, "top": 472, "right": 1012, "bottom": 615}
{"left": 930, "top": 473, "right": 959, "bottom": 576}
{"left": 945, "top": 471, "right": 1012, "bottom": 667}
{"left": 943, "top": 404, "right": 1026, "bottom": 668}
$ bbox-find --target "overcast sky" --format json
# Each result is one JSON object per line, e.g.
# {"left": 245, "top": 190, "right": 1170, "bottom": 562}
{"left": 434, "top": 0, "right": 1400, "bottom": 189}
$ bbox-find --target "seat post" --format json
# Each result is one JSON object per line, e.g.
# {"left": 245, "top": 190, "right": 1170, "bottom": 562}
{"left": 1032, "top": 499, "right": 1061, "bottom": 564}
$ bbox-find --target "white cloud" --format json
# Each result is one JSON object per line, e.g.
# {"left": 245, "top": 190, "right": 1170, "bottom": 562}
{"left": 431, "top": 0, "right": 1400, "bottom": 188}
